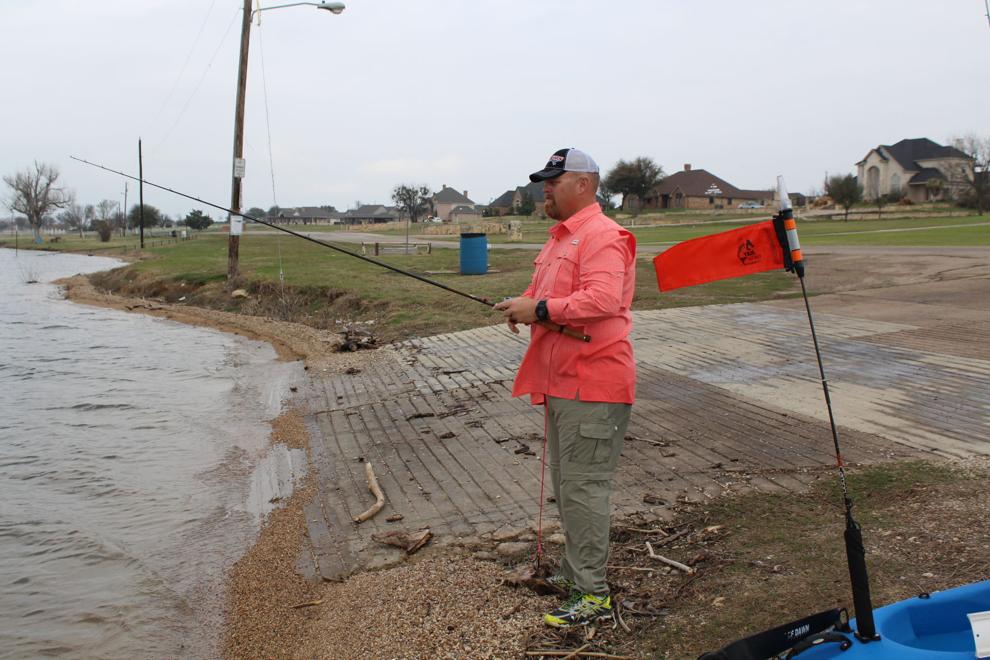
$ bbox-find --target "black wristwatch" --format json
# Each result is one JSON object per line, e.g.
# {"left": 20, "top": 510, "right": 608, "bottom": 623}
{"left": 535, "top": 299, "right": 550, "bottom": 322}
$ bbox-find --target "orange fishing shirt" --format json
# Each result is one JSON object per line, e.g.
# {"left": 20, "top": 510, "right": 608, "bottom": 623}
{"left": 512, "top": 202, "right": 637, "bottom": 405}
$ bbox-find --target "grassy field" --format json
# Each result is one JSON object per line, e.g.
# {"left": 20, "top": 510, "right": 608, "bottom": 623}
{"left": 79, "top": 234, "right": 793, "bottom": 341}
{"left": 3, "top": 212, "right": 985, "bottom": 340}
{"left": 244, "top": 212, "right": 990, "bottom": 247}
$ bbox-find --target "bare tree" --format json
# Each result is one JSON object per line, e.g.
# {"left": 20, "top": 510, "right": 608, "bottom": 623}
{"left": 3, "top": 162, "right": 71, "bottom": 241}
{"left": 58, "top": 198, "right": 96, "bottom": 238}
{"left": 949, "top": 134, "right": 990, "bottom": 214}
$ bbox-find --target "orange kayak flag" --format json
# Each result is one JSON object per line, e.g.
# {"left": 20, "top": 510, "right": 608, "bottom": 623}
{"left": 653, "top": 220, "right": 785, "bottom": 291}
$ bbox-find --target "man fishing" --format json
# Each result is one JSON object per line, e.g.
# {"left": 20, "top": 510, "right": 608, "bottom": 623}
{"left": 494, "top": 148, "right": 637, "bottom": 627}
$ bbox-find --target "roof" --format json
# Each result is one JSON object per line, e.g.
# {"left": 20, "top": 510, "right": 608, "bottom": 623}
{"left": 859, "top": 138, "right": 971, "bottom": 169}
{"left": 650, "top": 168, "right": 766, "bottom": 199}
{"left": 451, "top": 205, "right": 479, "bottom": 214}
{"left": 433, "top": 186, "right": 474, "bottom": 204}
{"left": 345, "top": 204, "right": 396, "bottom": 218}
{"left": 884, "top": 138, "right": 970, "bottom": 170}
{"left": 516, "top": 181, "right": 546, "bottom": 202}
{"left": 908, "top": 168, "right": 946, "bottom": 185}
{"left": 280, "top": 206, "right": 340, "bottom": 219}
{"left": 490, "top": 190, "right": 516, "bottom": 207}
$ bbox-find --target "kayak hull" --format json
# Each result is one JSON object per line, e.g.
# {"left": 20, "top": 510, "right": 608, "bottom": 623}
{"left": 802, "top": 579, "right": 990, "bottom": 659}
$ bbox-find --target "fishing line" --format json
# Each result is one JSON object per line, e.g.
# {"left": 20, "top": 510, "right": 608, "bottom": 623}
{"left": 71, "top": 156, "right": 502, "bottom": 307}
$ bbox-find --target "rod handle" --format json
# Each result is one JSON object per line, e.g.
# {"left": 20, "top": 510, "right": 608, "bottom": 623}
{"left": 537, "top": 320, "right": 591, "bottom": 342}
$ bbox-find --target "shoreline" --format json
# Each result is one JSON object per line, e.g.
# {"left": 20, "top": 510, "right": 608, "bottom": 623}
{"left": 57, "top": 270, "right": 348, "bottom": 658}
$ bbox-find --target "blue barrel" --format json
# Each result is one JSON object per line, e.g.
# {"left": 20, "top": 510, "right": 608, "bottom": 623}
{"left": 459, "top": 233, "right": 488, "bottom": 275}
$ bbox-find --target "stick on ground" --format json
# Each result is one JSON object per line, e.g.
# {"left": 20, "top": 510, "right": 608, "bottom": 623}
{"left": 646, "top": 541, "right": 694, "bottom": 573}
{"left": 354, "top": 461, "right": 386, "bottom": 523}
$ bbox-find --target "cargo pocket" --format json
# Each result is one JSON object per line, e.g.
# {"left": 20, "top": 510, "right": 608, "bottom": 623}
{"left": 571, "top": 421, "right": 616, "bottom": 465}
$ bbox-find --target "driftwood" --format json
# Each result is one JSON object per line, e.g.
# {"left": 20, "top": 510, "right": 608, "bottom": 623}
{"left": 645, "top": 541, "right": 694, "bottom": 573}
{"left": 353, "top": 461, "right": 386, "bottom": 523}
{"left": 372, "top": 528, "right": 433, "bottom": 555}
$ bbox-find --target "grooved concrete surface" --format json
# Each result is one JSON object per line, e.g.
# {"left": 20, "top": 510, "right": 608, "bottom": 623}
{"left": 298, "top": 274, "right": 989, "bottom": 582}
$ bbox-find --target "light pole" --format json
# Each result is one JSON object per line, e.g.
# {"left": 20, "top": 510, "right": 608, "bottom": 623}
{"left": 227, "top": 1, "right": 345, "bottom": 282}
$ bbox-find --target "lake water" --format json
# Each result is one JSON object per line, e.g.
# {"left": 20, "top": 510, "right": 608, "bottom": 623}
{"left": 0, "top": 248, "right": 305, "bottom": 658}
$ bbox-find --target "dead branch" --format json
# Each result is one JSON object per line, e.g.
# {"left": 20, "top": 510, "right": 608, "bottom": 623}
{"left": 613, "top": 606, "right": 632, "bottom": 633}
{"left": 353, "top": 461, "right": 386, "bottom": 523}
{"left": 645, "top": 541, "right": 694, "bottom": 573}
{"left": 523, "top": 650, "right": 632, "bottom": 659}
{"left": 561, "top": 643, "right": 589, "bottom": 659}
{"left": 616, "top": 526, "right": 670, "bottom": 535}
{"left": 290, "top": 599, "right": 324, "bottom": 609}
{"left": 650, "top": 528, "right": 691, "bottom": 547}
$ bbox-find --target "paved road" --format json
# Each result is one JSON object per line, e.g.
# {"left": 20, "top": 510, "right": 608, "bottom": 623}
{"left": 296, "top": 248, "right": 990, "bottom": 581}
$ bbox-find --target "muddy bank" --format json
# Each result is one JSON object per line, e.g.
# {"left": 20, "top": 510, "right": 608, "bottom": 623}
{"left": 59, "top": 273, "right": 346, "bottom": 364}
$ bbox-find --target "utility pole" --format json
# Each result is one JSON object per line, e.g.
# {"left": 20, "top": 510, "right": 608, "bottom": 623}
{"left": 228, "top": 0, "right": 252, "bottom": 282}
{"left": 138, "top": 138, "right": 145, "bottom": 249}
{"left": 122, "top": 181, "right": 128, "bottom": 237}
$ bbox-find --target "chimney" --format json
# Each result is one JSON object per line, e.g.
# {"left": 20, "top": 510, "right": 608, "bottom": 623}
{"left": 463, "top": 190, "right": 469, "bottom": 199}
{"left": 442, "top": 184, "right": 448, "bottom": 190}
{"left": 684, "top": 163, "right": 692, "bottom": 172}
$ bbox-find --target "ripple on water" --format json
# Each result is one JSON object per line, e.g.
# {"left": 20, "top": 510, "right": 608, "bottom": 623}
{"left": 0, "top": 249, "right": 305, "bottom": 659}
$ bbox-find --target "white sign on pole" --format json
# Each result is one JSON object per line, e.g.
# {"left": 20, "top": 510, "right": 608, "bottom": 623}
{"left": 230, "top": 214, "right": 244, "bottom": 236}
{"left": 234, "top": 158, "right": 246, "bottom": 179}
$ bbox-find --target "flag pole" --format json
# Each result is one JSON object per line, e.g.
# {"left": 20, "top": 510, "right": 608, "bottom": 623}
{"left": 775, "top": 176, "right": 879, "bottom": 642}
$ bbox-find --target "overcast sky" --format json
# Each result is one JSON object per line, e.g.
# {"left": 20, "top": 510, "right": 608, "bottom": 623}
{"left": 2, "top": 0, "right": 988, "bottom": 219}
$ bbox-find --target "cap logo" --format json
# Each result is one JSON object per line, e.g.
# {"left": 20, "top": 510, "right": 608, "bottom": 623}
{"left": 549, "top": 155, "right": 565, "bottom": 164}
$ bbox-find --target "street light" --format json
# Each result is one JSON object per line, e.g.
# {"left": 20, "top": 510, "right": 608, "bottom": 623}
{"left": 227, "top": 0, "right": 345, "bottom": 282}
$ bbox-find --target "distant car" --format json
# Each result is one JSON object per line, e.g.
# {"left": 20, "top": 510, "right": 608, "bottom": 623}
{"left": 738, "top": 201, "right": 764, "bottom": 209}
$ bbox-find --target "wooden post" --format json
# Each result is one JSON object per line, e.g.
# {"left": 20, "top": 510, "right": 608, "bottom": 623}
{"left": 228, "top": 0, "right": 252, "bottom": 282}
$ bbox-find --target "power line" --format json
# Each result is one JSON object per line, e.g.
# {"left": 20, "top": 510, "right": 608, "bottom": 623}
{"left": 157, "top": 7, "right": 241, "bottom": 148}
{"left": 257, "top": 23, "right": 279, "bottom": 208}
{"left": 148, "top": 0, "right": 219, "bottom": 132}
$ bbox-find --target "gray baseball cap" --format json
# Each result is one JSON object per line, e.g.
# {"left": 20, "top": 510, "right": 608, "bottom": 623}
{"left": 529, "top": 148, "right": 600, "bottom": 182}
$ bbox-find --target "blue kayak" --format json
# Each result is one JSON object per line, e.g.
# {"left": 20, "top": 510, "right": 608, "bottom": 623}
{"left": 800, "top": 579, "right": 990, "bottom": 659}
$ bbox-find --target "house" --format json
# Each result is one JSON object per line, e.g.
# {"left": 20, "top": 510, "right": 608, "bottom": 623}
{"left": 856, "top": 138, "right": 973, "bottom": 203}
{"left": 273, "top": 206, "right": 344, "bottom": 225}
{"left": 641, "top": 165, "right": 772, "bottom": 210}
{"left": 488, "top": 189, "right": 517, "bottom": 216}
{"left": 432, "top": 185, "right": 476, "bottom": 221}
{"left": 342, "top": 204, "right": 400, "bottom": 224}
{"left": 449, "top": 204, "right": 482, "bottom": 223}
{"left": 512, "top": 181, "right": 546, "bottom": 212}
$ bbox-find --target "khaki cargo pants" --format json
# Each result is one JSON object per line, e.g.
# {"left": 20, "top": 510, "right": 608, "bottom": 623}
{"left": 546, "top": 396, "right": 630, "bottom": 596}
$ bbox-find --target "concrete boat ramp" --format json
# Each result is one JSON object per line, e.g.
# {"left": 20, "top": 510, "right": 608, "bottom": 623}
{"left": 296, "top": 267, "right": 990, "bottom": 582}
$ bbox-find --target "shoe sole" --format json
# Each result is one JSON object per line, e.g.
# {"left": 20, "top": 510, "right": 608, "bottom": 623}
{"left": 543, "top": 612, "right": 613, "bottom": 628}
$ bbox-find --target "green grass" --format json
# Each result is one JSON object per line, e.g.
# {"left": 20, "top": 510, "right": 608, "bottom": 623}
{"left": 9, "top": 213, "right": 985, "bottom": 340}
{"left": 85, "top": 233, "right": 794, "bottom": 340}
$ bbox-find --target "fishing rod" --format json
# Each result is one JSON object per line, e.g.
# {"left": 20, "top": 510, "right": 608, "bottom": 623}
{"left": 70, "top": 155, "right": 590, "bottom": 342}
{"left": 775, "top": 175, "right": 879, "bottom": 643}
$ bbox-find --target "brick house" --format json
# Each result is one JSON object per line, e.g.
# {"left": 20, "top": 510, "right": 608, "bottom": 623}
{"left": 641, "top": 165, "right": 772, "bottom": 210}
{"left": 856, "top": 138, "right": 974, "bottom": 203}
{"left": 432, "top": 185, "right": 476, "bottom": 221}
{"left": 274, "top": 206, "right": 343, "bottom": 225}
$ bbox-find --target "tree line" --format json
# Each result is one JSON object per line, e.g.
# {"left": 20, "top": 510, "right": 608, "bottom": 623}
{"left": 2, "top": 161, "right": 215, "bottom": 241}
